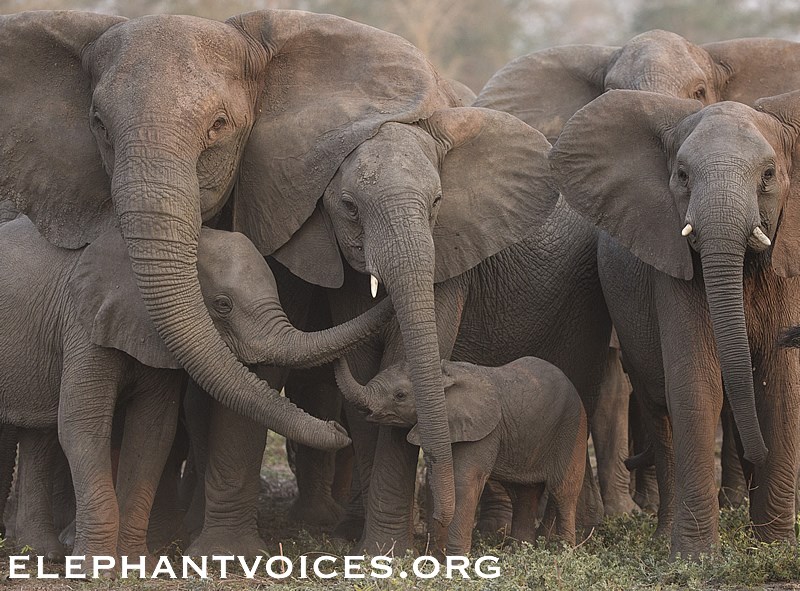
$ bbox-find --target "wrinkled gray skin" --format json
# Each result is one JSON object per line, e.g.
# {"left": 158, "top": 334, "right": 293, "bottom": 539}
{"left": 335, "top": 358, "right": 587, "bottom": 553}
{"left": 476, "top": 27, "right": 800, "bottom": 526}
{"left": 551, "top": 90, "right": 800, "bottom": 557}
{"left": 0, "top": 216, "right": 390, "bottom": 562}
{"left": 0, "top": 11, "right": 559, "bottom": 554}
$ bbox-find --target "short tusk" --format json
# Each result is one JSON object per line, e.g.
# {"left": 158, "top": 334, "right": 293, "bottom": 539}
{"left": 371, "top": 275, "right": 379, "bottom": 298}
{"left": 681, "top": 223, "right": 693, "bottom": 237}
{"left": 753, "top": 226, "right": 771, "bottom": 247}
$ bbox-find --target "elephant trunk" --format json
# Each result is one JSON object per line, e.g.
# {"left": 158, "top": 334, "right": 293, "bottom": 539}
{"left": 252, "top": 296, "right": 394, "bottom": 368}
{"left": 370, "top": 212, "right": 455, "bottom": 531}
{"left": 333, "top": 357, "right": 373, "bottom": 413}
{"left": 700, "top": 243, "right": 768, "bottom": 465}
{"left": 111, "top": 143, "right": 349, "bottom": 451}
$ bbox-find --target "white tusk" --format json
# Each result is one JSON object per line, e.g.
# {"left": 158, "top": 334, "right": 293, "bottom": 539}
{"left": 753, "top": 226, "right": 771, "bottom": 247}
{"left": 370, "top": 274, "right": 379, "bottom": 298}
{"left": 681, "top": 223, "right": 693, "bottom": 237}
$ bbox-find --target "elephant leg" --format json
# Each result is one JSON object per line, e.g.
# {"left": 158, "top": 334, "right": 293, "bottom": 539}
{"left": 332, "top": 443, "right": 354, "bottom": 505}
{"left": 58, "top": 345, "right": 125, "bottom": 563}
{"left": 628, "top": 392, "right": 659, "bottom": 514}
{"left": 592, "top": 347, "right": 635, "bottom": 516}
{"left": 285, "top": 365, "right": 344, "bottom": 528}
{"left": 718, "top": 400, "right": 747, "bottom": 509}
{"left": 507, "top": 483, "right": 544, "bottom": 545}
{"left": 180, "top": 380, "right": 211, "bottom": 539}
{"left": 748, "top": 346, "right": 800, "bottom": 543}
{"left": 0, "top": 424, "right": 18, "bottom": 538}
{"left": 333, "top": 448, "right": 368, "bottom": 541}
{"left": 476, "top": 478, "right": 513, "bottom": 536}
{"left": 14, "top": 428, "right": 64, "bottom": 561}
{"left": 656, "top": 282, "right": 722, "bottom": 558}
{"left": 115, "top": 369, "right": 181, "bottom": 559}
{"left": 147, "top": 414, "right": 191, "bottom": 552}
{"left": 184, "top": 400, "right": 268, "bottom": 557}
{"left": 446, "top": 444, "right": 490, "bottom": 556}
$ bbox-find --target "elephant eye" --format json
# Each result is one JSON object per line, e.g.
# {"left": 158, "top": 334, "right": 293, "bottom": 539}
{"left": 342, "top": 196, "right": 359, "bottom": 219}
{"left": 213, "top": 294, "right": 233, "bottom": 316}
{"left": 395, "top": 391, "right": 407, "bottom": 401}
{"left": 693, "top": 86, "right": 707, "bottom": 101}
{"left": 676, "top": 167, "right": 689, "bottom": 186}
{"left": 208, "top": 115, "right": 229, "bottom": 140}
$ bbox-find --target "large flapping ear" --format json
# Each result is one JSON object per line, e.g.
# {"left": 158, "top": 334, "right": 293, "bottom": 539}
{"left": 704, "top": 38, "right": 800, "bottom": 106}
{"left": 70, "top": 228, "right": 179, "bottom": 370}
{"left": 474, "top": 45, "right": 618, "bottom": 142}
{"left": 421, "top": 107, "right": 559, "bottom": 283}
{"left": 270, "top": 201, "right": 345, "bottom": 289}
{"left": 0, "top": 11, "right": 125, "bottom": 248}
{"left": 551, "top": 90, "right": 702, "bottom": 280}
{"left": 754, "top": 90, "right": 800, "bottom": 277}
{"left": 408, "top": 361, "right": 501, "bottom": 445}
{"left": 227, "top": 9, "right": 458, "bottom": 259}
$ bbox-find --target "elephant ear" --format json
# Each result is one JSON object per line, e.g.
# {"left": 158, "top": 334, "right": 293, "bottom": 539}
{"left": 474, "top": 45, "right": 618, "bottom": 143}
{"left": 550, "top": 90, "right": 702, "bottom": 280}
{"left": 704, "top": 38, "right": 800, "bottom": 106}
{"left": 408, "top": 361, "right": 500, "bottom": 445}
{"left": 69, "top": 228, "right": 179, "bottom": 370}
{"left": 228, "top": 9, "right": 457, "bottom": 267}
{"left": 422, "top": 107, "right": 559, "bottom": 283}
{"left": 270, "top": 201, "right": 344, "bottom": 289}
{"left": 754, "top": 90, "right": 800, "bottom": 277}
{"left": 0, "top": 11, "right": 125, "bottom": 249}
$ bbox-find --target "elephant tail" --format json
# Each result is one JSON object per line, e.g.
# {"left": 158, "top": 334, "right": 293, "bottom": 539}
{"left": 778, "top": 326, "right": 800, "bottom": 349}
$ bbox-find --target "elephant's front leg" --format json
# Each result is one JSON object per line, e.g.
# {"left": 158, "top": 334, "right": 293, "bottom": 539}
{"left": 184, "top": 400, "right": 268, "bottom": 557}
{"left": 58, "top": 345, "right": 124, "bottom": 564}
{"left": 749, "top": 345, "right": 800, "bottom": 543}
{"left": 656, "top": 277, "right": 723, "bottom": 558}
{"left": 592, "top": 347, "right": 636, "bottom": 516}
{"left": 115, "top": 369, "right": 181, "bottom": 559}
{"left": 718, "top": 400, "right": 747, "bottom": 508}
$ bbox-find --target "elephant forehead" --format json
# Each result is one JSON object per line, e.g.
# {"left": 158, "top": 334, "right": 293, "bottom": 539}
{"left": 348, "top": 125, "right": 439, "bottom": 189}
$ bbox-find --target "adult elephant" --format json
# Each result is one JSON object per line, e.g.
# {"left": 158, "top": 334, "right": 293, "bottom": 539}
{"left": 551, "top": 89, "right": 800, "bottom": 557}
{"left": 474, "top": 27, "right": 800, "bottom": 515}
{"left": 0, "top": 10, "right": 555, "bottom": 553}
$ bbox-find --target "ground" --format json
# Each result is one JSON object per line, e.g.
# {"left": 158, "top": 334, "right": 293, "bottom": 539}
{"left": 1, "top": 433, "right": 799, "bottom": 590}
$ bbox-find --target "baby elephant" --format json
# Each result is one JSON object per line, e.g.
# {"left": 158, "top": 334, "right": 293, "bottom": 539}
{"left": 335, "top": 356, "right": 587, "bottom": 553}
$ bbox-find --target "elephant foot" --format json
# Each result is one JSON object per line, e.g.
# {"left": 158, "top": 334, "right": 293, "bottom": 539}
{"left": 16, "top": 529, "right": 66, "bottom": 562}
{"left": 147, "top": 508, "right": 189, "bottom": 552}
{"left": 601, "top": 493, "right": 637, "bottom": 517}
{"left": 332, "top": 515, "right": 364, "bottom": 541}
{"left": 59, "top": 519, "right": 76, "bottom": 548}
{"left": 288, "top": 493, "right": 344, "bottom": 528}
{"left": 184, "top": 528, "right": 267, "bottom": 558}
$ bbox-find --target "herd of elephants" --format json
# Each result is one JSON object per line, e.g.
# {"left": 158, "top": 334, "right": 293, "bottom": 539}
{"left": 2, "top": 6, "right": 800, "bottom": 573}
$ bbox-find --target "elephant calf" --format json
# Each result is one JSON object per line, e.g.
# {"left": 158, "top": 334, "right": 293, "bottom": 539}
{"left": 335, "top": 356, "right": 587, "bottom": 553}
{"left": 0, "top": 216, "right": 391, "bottom": 564}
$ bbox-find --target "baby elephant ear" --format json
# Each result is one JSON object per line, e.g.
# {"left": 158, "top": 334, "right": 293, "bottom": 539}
{"left": 408, "top": 362, "right": 502, "bottom": 446}
{"left": 423, "top": 107, "right": 559, "bottom": 283}
{"left": 70, "top": 229, "right": 179, "bottom": 369}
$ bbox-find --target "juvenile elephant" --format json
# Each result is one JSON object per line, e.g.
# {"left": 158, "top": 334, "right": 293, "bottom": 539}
{"left": 0, "top": 216, "right": 390, "bottom": 562}
{"left": 551, "top": 89, "right": 800, "bottom": 557}
{"left": 334, "top": 357, "right": 587, "bottom": 552}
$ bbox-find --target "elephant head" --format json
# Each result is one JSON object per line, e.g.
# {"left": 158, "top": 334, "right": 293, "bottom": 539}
{"left": 334, "top": 358, "right": 501, "bottom": 445}
{"left": 67, "top": 225, "right": 394, "bottom": 448}
{"left": 550, "top": 89, "right": 800, "bottom": 465}
{"left": 475, "top": 29, "right": 800, "bottom": 141}
{"left": 0, "top": 9, "right": 467, "bottom": 476}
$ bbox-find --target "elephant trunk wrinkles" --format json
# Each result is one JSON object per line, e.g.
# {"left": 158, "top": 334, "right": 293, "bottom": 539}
{"left": 372, "top": 216, "right": 455, "bottom": 531}
{"left": 111, "top": 147, "right": 347, "bottom": 451}
{"left": 700, "top": 243, "right": 768, "bottom": 465}
{"left": 253, "top": 296, "right": 394, "bottom": 368}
